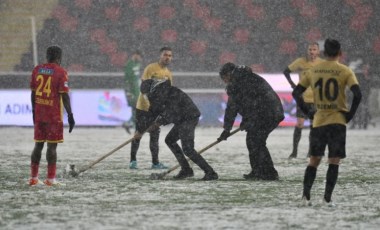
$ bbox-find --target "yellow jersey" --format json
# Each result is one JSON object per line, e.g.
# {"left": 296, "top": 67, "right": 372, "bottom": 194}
{"left": 300, "top": 60, "right": 359, "bottom": 127}
{"left": 136, "top": 62, "right": 173, "bottom": 111}
{"left": 288, "top": 57, "right": 323, "bottom": 103}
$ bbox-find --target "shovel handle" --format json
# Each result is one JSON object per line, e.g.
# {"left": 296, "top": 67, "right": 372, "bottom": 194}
{"left": 163, "top": 128, "right": 241, "bottom": 175}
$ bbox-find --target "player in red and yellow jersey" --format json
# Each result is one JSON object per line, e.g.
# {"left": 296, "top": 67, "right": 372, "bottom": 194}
{"left": 29, "top": 46, "right": 75, "bottom": 186}
{"left": 293, "top": 39, "right": 362, "bottom": 206}
{"left": 284, "top": 42, "right": 323, "bottom": 158}
{"left": 129, "top": 47, "right": 173, "bottom": 170}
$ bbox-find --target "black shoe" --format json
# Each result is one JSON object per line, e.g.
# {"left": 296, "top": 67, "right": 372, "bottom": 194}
{"left": 202, "top": 171, "right": 218, "bottom": 181}
{"left": 243, "top": 171, "right": 260, "bottom": 180}
{"left": 288, "top": 153, "right": 297, "bottom": 159}
{"left": 260, "top": 174, "right": 279, "bottom": 181}
{"left": 173, "top": 168, "right": 194, "bottom": 180}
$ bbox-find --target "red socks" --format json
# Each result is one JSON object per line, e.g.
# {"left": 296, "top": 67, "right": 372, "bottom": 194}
{"left": 31, "top": 162, "right": 57, "bottom": 181}
{"left": 31, "top": 162, "right": 39, "bottom": 178}
{"left": 47, "top": 164, "right": 57, "bottom": 180}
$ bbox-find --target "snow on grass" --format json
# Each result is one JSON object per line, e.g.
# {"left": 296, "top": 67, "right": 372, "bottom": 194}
{"left": 0, "top": 126, "right": 380, "bottom": 229}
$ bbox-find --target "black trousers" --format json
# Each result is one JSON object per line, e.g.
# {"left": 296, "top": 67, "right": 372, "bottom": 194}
{"left": 165, "top": 118, "right": 214, "bottom": 174}
{"left": 245, "top": 119, "right": 279, "bottom": 178}
{"left": 130, "top": 109, "right": 160, "bottom": 164}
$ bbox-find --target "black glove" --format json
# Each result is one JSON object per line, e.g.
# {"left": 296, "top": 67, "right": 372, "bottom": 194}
{"left": 155, "top": 114, "right": 168, "bottom": 126}
{"left": 217, "top": 130, "right": 230, "bottom": 141}
{"left": 68, "top": 113, "right": 75, "bottom": 133}
{"left": 147, "top": 122, "right": 160, "bottom": 133}
{"left": 240, "top": 121, "right": 245, "bottom": 131}
{"left": 299, "top": 104, "right": 316, "bottom": 120}
{"left": 32, "top": 109, "right": 35, "bottom": 124}
{"left": 306, "top": 109, "right": 316, "bottom": 120}
{"left": 340, "top": 111, "right": 354, "bottom": 123}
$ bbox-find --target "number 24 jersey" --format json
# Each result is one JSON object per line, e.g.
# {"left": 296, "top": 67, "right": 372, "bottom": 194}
{"left": 30, "top": 63, "right": 69, "bottom": 123}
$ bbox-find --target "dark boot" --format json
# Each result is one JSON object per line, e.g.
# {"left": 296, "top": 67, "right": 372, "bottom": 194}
{"left": 260, "top": 170, "right": 279, "bottom": 181}
{"left": 173, "top": 168, "right": 194, "bottom": 180}
{"left": 202, "top": 171, "right": 218, "bottom": 181}
{"left": 243, "top": 170, "right": 260, "bottom": 180}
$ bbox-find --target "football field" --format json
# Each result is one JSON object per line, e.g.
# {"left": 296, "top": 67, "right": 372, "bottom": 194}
{"left": 1, "top": 125, "right": 379, "bottom": 229}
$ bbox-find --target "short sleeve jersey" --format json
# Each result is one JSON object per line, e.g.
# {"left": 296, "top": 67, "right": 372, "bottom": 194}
{"left": 136, "top": 62, "right": 173, "bottom": 111}
{"left": 30, "top": 63, "right": 69, "bottom": 123}
{"left": 300, "top": 60, "right": 359, "bottom": 127}
{"left": 288, "top": 57, "right": 323, "bottom": 103}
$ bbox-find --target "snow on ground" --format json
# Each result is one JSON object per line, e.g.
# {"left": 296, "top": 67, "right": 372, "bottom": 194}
{"left": 1, "top": 124, "right": 380, "bottom": 230}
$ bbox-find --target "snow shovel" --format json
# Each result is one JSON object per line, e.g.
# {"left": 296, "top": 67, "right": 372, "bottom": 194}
{"left": 66, "top": 137, "right": 135, "bottom": 177}
{"left": 67, "top": 124, "right": 158, "bottom": 177}
{"left": 150, "top": 128, "right": 241, "bottom": 180}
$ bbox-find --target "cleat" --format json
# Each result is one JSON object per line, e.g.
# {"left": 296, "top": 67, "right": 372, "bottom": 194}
{"left": 151, "top": 162, "right": 168, "bottom": 169}
{"left": 322, "top": 199, "right": 336, "bottom": 208}
{"left": 173, "top": 168, "right": 194, "bottom": 180}
{"left": 202, "top": 171, "right": 218, "bottom": 181}
{"left": 301, "top": 196, "right": 312, "bottom": 207}
{"left": 43, "top": 179, "right": 65, "bottom": 187}
{"left": 29, "top": 178, "right": 44, "bottom": 186}
{"left": 129, "top": 160, "right": 138, "bottom": 169}
{"left": 288, "top": 153, "right": 297, "bottom": 159}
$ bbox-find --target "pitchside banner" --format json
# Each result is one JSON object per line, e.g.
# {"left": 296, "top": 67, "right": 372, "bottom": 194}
{"left": 0, "top": 74, "right": 303, "bottom": 127}
{"left": 0, "top": 90, "right": 132, "bottom": 126}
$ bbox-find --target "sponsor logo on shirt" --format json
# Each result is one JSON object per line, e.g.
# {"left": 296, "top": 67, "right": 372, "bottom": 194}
{"left": 36, "top": 97, "right": 53, "bottom": 106}
{"left": 38, "top": 68, "right": 54, "bottom": 75}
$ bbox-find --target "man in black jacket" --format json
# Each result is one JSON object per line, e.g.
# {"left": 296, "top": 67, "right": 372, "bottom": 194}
{"left": 134, "top": 79, "right": 218, "bottom": 180}
{"left": 218, "top": 63, "right": 284, "bottom": 180}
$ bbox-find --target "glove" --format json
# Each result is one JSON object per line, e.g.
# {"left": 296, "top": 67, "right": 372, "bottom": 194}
{"left": 299, "top": 104, "right": 315, "bottom": 120}
{"left": 147, "top": 122, "right": 160, "bottom": 133}
{"left": 239, "top": 121, "right": 245, "bottom": 131}
{"left": 340, "top": 111, "right": 353, "bottom": 123}
{"left": 32, "top": 109, "right": 35, "bottom": 124}
{"left": 68, "top": 113, "right": 75, "bottom": 133}
{"left": 306, "top": 109, "right": 316, "bottom": 120}
{"left": 217, "top": 130, "right": 230, "bottom": 141}
{"left": 155, "top": 115, "right": 168, "bottom": 126}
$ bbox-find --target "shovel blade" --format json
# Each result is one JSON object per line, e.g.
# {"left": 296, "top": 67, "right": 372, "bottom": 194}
{"left": 65, "top": 164, "right": 80, "bottom": 177}
{"left": 150, "top": 172, "right": 167, "bottom": 180}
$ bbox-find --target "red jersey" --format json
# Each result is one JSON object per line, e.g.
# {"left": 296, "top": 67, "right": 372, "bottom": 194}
{"left": 30, "top": 63, "right": 69, "bottom": 123}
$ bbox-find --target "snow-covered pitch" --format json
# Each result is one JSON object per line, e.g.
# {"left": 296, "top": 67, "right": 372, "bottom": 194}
{"left": 1, "top": 125, "right": 379, "bottom": 229}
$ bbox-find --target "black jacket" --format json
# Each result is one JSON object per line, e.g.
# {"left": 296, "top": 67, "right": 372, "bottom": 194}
{"left": 147, "top": 82, "right": 200, "bottom": 125}
{"left": 223, "top": 66, "right": 284, "bottom": 131}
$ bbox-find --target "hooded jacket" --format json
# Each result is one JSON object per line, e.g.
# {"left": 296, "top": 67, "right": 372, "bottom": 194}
{"left": 223, "top": 66, "right": 284, "bottom": 131}
{"left": 141, "top": 79, "right": 200, "bottom": 125}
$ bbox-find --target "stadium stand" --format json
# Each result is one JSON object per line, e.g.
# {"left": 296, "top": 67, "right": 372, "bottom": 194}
{"left": 0, "top": 0, "right": 58, "bottom": 71}
{"left": 7, "top": 0, "right": 380, "bottom": 75}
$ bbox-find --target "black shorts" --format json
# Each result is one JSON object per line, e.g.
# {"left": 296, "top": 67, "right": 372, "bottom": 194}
{"left": 310, "top": 124, "right": 346, "bottom": 159}
{"left": 296, "top": 103, "right": 314, "bottom": 119}
{"left": 135, "top": 109, "right": 159, "bottom": 133}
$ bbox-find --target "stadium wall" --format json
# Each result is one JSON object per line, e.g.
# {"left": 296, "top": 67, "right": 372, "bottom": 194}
{"left": 1, "top": 72, "right": 379, "bottom": 127}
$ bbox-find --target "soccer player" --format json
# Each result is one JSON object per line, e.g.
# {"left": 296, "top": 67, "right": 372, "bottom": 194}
{"left": 292, "top": 39, "right": 362, "bottom": 206}
{"left": 135, "top": 79, "right": 218, "bottom": 180}
{"left": 218, "top": 63, "right": 285, "bottom": 181}
{"left": 29, "top": 45, "right": 75, "bottom": 186}
{"left": 122, "top": 50, "right": 143, "bottom": 133}
{"left": 129, "top": 47, "right": 173, "bottom": 170}
{"left": 284, "top": 42, "right": 323, "bottom": 158}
